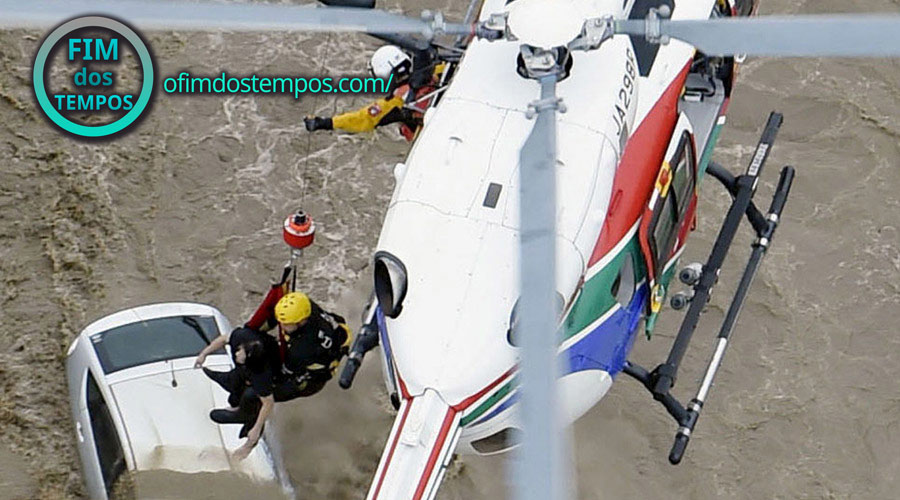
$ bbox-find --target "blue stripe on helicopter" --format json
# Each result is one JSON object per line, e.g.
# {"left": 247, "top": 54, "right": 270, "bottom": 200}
{"left": 471, "top": 390, "right": 520, "bottom": 427}
{"left": 564, "top": 285, "right": 648, "bottom": 376}
{"left": 376, "top": 307, "right": 392, "bottom": 361}
{"left": 376, "top": 306, "right": 400, "bottom": 393}
{"left": 468, "top": 286, "right": 648, "bottom": 428}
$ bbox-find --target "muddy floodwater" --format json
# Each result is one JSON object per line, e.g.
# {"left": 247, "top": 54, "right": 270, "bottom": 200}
{"left": 1, "top": 0, "right": 899, "bottom": 499}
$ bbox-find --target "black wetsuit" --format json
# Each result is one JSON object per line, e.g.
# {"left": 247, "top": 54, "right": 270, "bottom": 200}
{"left": 207, "top": 327, "right": 280, "bottom": 408}
{"left": 233, "top": 328, "right": 280, "bottom": 396}
{"left": 278, "top": 301, "right": 350, "bottom": 398}
{"left": 207, "top": 304, "right": 349, "bottom": 426}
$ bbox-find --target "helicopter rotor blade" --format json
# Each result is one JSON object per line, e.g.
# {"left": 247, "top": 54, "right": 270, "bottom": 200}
{"left": 514, "top": 73, "right": 570, "bottom": 500}
{"left": 0, "top": 0, "right": 470, "bottom": 38}
{"left": 616, "top": 14, "right": 900, "bottom": 57}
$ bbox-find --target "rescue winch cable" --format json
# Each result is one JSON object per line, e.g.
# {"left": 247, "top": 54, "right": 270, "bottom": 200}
{"left": 300, "top": 32, "right": 336, "bottom": 204}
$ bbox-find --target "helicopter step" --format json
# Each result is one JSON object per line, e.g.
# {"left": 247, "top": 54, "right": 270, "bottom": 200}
{"left": 623, "top": 111, "right": 795, "bottom": 464}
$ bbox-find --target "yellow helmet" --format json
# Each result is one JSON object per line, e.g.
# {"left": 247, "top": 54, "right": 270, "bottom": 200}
{"left": 275, "top": 292, "right": 311, "bottom": 324}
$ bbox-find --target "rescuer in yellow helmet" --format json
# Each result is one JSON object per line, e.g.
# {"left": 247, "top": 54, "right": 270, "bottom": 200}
{"left": 274, "top": 291, "right": 313, "bottom": 325}
{"left": 274, "top": 291, "right": 352, "bottom": 396}
{"left": 196, "top": 290, "right": 351, "bottom": 460}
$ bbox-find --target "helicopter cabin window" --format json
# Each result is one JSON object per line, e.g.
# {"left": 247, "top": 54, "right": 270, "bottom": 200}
{"left": 651, "top": 194, "right": 678, "bottom": 266}
{"left": 647, "top": 131, "right": 696, "bottom": 276}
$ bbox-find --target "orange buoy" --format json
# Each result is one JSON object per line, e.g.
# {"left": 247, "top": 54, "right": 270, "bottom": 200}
{"left": 283, "top": 210, "right": 315, "bottom": 250}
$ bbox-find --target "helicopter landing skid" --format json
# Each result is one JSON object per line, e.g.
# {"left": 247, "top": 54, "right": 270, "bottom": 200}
{"left": 623, "top": 111, "right": 795, "bottom": 465}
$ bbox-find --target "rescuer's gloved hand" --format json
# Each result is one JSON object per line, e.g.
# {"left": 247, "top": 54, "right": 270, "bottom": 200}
{"left": 304, "top": 115, "right": 333, "bottom": 131}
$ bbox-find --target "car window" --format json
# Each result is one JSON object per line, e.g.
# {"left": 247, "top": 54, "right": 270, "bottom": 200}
{"left": 87, "top": 372, "right": 126, "bottom": 492}
{"left": 90, "top": 315, "right": 219, "bottom": 373}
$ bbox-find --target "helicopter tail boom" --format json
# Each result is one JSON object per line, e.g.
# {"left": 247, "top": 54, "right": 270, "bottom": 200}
{"left": 367, "top": 390, "right": 461, "bottom": 500}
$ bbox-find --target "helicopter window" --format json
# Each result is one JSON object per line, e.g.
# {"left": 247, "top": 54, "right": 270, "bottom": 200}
{"left": 672, "top": 160, "right": 692, "bottom": 212}
{"left": 650, "top": 194, "right": 678, "bottom": 264}
{"left": 670, "top": 132, "right": 696, "bottom": 217}
{"left": 645, "top": 129, "right": 696, "bottom": 276}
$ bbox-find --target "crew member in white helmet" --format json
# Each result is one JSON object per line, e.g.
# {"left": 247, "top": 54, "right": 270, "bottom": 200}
{"left": 304, "top": 45, "right": 445, "bottom": 141}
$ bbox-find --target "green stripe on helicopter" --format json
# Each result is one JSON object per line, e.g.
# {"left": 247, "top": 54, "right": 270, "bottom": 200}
{"left": 698, "top": 119, "right": 725, "bottom": 180}
{"left": 561, "top": 236, "right": 646, "bottom": 341}
{"left": 461, "top": 235, "right": 646, "bottom": 428}
{"left": 460, "top": 378, "right": 516, "bottom": 427}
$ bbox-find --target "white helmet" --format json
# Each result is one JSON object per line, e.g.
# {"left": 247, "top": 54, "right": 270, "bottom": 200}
{"left": 369, "top": 45, "right": 412, "bottom": 80}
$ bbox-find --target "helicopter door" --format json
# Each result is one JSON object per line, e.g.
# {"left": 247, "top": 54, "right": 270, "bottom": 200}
{"left": 638, "top": 113, "right": 698, "bottom": 313}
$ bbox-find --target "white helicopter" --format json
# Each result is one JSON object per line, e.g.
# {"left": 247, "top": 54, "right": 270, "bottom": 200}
{"left": 9, "top": 0, "right": 900, "bottom": 499}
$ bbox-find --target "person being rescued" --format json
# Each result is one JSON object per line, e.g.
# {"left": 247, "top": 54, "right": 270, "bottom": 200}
{"left": 303, "top": 44, "right": 446, "bottom": 142}
{"left": 194, "top": 329, "right": 278, "bottom": 460}
{"left": 194, "top": 291, "right": 351, "bottom": 460}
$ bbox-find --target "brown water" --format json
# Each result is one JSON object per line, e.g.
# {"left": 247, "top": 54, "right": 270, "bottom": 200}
{"left": 1, "top": 0, "right": 899, "bottom": 498}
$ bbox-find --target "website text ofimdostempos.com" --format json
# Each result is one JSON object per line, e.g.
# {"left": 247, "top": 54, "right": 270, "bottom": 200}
{"left": 162, "top": 72, "right": 394, "bottom": 99}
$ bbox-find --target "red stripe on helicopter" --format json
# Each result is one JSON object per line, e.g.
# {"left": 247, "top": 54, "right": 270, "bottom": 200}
{"left": 720, "top": 96, "right": 731, "bottom": 116}
{"left": 587, "top": 61, "right": 692, "bottom": 267}
{"left": 411, "top": 408, "right": 457, "bottom": 500}
{"left": 396, "top": 366, "right": 412, "bottom": 400}
{"left": 395, "top": 362, "right": 514, "bottom": 411}
{"left": 452, "top": 366, "right": 516, "bottom": 411}
{"left": 370, "top": 400, "right": 413, "bottom": 500}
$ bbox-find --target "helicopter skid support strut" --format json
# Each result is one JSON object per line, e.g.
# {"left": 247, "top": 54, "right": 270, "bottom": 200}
{"left": 623, "top": 111, "right": 795, "bottom": 464}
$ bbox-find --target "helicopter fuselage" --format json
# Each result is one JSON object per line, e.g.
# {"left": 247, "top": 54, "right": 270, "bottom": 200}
{"left": 367, "top": 0, "right": 724, "bottom": 498}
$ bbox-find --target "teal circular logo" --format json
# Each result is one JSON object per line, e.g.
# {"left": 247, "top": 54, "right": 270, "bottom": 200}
{"left": 33, "top": 16, "right": 154, "bottom": 138}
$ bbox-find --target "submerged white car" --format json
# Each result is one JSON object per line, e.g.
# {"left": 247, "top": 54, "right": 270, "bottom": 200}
{"left": 66, "top": 302, "right": 287, "bottom": 500}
